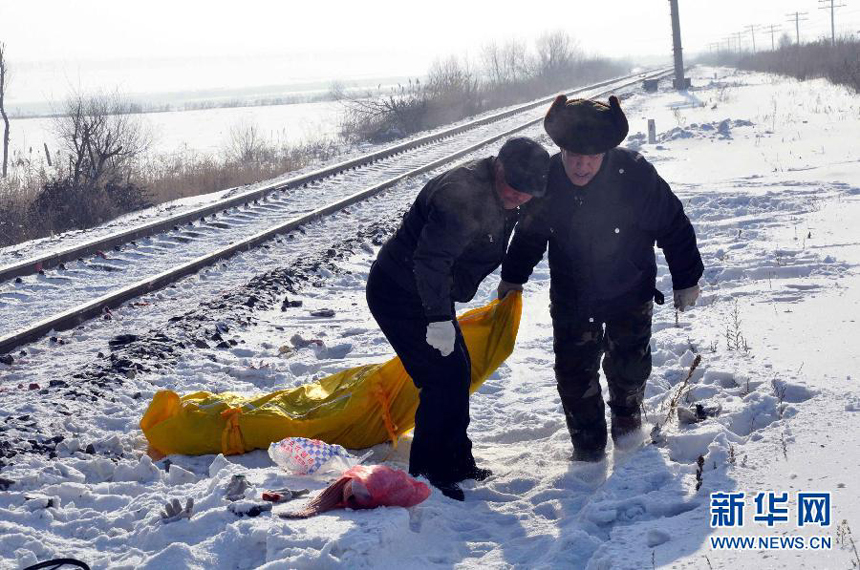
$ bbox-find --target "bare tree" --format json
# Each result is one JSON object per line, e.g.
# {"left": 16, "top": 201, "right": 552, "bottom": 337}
{"left": 481, "top": 41, "right": 506, "bottom": 85}
{"left": 535, "top": 30, "right": 582, "bottom": 82}
{"left": 481, "top": 39, "right": 532, "bottom": 85}
{"left": 0, "top": 42, "right": 10, "bottom": 179}
{"left": 54, "top": 90, "right": 151, "bottom": 189}
{"left": 224, "top": 119, "right": 265, "bottom": 163}
{"left": 502, "top": 39, "right": 532, "bottom": 84}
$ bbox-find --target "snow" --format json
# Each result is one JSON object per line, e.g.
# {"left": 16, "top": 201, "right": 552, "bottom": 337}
{"left": 2, "top": 65, "right": 860, "bottom": 568}
{"left": 10, "top": 100, "right": 343, "bottom": 161}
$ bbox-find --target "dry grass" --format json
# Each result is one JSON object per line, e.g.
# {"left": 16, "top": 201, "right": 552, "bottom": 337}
{"left": 0, "top": 135, "right": 339, "bottom": 248}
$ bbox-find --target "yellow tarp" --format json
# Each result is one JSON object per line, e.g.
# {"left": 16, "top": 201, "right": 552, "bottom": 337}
{"left": 140, "top": 292, "right": 522, "bottom": 456}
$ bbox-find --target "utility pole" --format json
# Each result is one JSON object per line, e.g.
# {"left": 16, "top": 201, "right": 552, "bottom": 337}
{"left": 668, "top": 0, "right": 687, "bottom": 90}
{"left": 733, "top": 31, "right": 746, "bottom": 53}
{"left": 786, "top": 11, "right": 809, "bottom": 44}
{"left": 764, "top": 24, "right": 782, "bottom": 49}
{"left": 746, "top": 24, "right": 761, "bottom": 52}
{"left": 818, "top": 0, "right": 847, "bottom": 46}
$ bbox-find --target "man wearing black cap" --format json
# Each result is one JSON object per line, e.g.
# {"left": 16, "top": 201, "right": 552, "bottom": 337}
{"left": 366, "top": 137, "right": 549, "bottom": 500}
{"left": 499, "top": 95, "right": 703, "bottom": 462}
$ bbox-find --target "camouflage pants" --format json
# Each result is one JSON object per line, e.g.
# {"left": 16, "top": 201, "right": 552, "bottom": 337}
{"left": 552, "top": 301, "right": 653, "bottom": 450}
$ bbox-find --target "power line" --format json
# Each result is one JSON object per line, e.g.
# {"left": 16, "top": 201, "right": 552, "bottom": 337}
{"left": 818, "top": 0, "right": 848, "bottom": 45}
{"left": 763, "top": 24, "right": 782, "bottom": 50}
{"left": 746, "top": 24, "right": 762, "bottom": 52}
{"left": 786, "top": 11, "right": 810, "bottom": 44}
{"left": 733, "top": 31, "right": 746, "bottom": 52}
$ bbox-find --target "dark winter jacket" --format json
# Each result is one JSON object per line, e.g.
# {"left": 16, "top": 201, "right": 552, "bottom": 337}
{"left": 501, "top": 148, "right": 703, "bottom": 323}
{"left": 375, "top": 157, "right": 518, "bottom": 321}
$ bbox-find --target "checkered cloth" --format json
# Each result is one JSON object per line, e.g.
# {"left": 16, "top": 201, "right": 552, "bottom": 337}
{"left": 270, "top": 437, "right": 351, "bottom": 475}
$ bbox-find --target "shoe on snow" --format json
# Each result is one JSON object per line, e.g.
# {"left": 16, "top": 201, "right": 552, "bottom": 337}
{"left": 571, "top": 446, "right": 606, "bottom": 463}
{"left": 464, "top": 466, "right": 493, "bottom": 482}
{"left": 455, "top": 464, "right": 493, "bottom": 482}
{"left": 433, "top": 480, "right": 465, "bottom": 501}
{"left": 422, "top": 476, "right": 464, "bottom": 501}
{"left": 610, "top": 413, "right": 642, "bottom": 443}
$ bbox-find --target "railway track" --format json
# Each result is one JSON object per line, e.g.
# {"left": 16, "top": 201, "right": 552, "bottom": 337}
{"left": 0, "top": 69, "right": 672, "bottom": 356}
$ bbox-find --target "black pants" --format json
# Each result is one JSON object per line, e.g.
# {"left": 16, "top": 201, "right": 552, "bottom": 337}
{"left": 553, "top": 301, "right": 653, "bottom": 450}
{"left": 366, "top": 262, "right": 474, "bottom": 483}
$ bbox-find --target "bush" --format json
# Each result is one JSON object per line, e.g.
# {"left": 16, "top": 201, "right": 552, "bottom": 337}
{"left": 338, "top": 31, "right": 630, "bottom": 144}
{"left": 27, "top": 176, "right": 151, "bottom": 235}
{"left": 699, "top": 38, "right": 860, "bottom": 93}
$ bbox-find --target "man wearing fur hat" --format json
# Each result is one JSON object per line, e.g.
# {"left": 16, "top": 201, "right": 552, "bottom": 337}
{"left": 498, "top": 95, "right": 703, "bottom": 462}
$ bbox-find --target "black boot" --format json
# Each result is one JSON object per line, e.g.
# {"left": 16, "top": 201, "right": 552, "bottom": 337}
{"left": 410, "top": 467, "right": 466, "bottom": 502}
{"left": 454, "top": 455, "right": 493, "bottom": 482}
{"left": 466, "top": 466, "right": 493, "bottom": 481}
{"left": 569, "top": 424, "right": 607, "bottom": 462}
{"left": 611, "top": 411, "right": 642, "bottom": 444}
{"left": 427, "top": 477, "right": 465, "bottom": 501}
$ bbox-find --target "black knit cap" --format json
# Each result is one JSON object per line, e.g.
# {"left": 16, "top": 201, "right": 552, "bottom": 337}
{"left": 544, "top": 94, "right": 629, "bottom": 154}
{"left": 496, "top": 137, "right": 550, "bottom": 197}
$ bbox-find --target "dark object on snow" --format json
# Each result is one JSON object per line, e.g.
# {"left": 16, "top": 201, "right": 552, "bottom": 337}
{"left": 228, "top": 501, "right": 272, "bottom": 517}
{"left": 310, "top": 308, "right": 335, "bottom": 318}
{"left": 571, "top": 446, "right": 606, "bottom": 463}
{"left": 611, "top": 410, "right": 642, "bottom": 442}
{"left": 22, "top": 558, "right": 91, "bottom": 570}
{"left": 108, "top": 334, "right": 139, "bottom": 349}
{"left": 544, "top": 95, "right": 629, "bottom": 154}
{"left": 193, "top": 339, "right": 209, "bottom": 349}
{"left": 0, "top": 354, "right": 13, "bottom": 365}
{"left": 678, "top": 403, "right": 722, "bottom": 425}
{"left": 0, "top": 476, "right": 15, "bottom": 490}
{"left": 262, "top": 488, "right": 310, "bottom": 503}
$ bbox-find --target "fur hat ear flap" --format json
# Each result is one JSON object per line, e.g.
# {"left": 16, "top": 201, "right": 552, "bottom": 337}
{"left": 550, "top": 94, "right": 567, "bottom": 112}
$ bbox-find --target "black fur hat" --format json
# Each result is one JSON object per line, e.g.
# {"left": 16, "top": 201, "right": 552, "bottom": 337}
{"left": 543, "top": 94, "right": 629, "bottom": 154}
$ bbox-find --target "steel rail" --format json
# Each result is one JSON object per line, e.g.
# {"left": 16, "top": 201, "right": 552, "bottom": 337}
{"left": 0, "top": 69, "right": 665, "bottom": 283}
{"left": 0, "top": 69, "right": 672, "bottom": 355}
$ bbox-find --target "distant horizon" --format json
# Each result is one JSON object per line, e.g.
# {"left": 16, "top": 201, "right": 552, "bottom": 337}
{"left": 5, "top": 50, "right": 672, "bottom": 116}
{"left": 4, "top": 0, "right": 858, "bottom": 115}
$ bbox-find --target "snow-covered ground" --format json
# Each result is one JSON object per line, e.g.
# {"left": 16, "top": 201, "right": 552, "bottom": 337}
{"left": 10, "top": 99, "right": 343, "bottom": 163}
{"left": 2, "top": 65, "right": 860, "bottom": 569}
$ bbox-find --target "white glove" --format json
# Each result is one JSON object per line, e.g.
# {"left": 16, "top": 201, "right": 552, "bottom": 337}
{"left": 496, "top": 280, "right": 524, "bottom": 300}
{"left": 426, "top": 321, "right": 456, "bottom": 357}
{"left": 160, "top": 497, "right": 194, "bottom": 523}
{"left": 673, "top": 285, "right": 700, "bottom": 312}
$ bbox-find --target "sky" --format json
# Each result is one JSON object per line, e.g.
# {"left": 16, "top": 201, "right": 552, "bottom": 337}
{"left": 2, "top": 0, "right": 860, "bottom": 104}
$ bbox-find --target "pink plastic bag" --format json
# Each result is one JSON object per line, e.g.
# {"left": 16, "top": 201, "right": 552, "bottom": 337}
{"left": 282, "top": 465, "right": 431, "bottom": 518}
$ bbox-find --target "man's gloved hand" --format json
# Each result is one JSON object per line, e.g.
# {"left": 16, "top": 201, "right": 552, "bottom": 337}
{"left": 426, "top": 321, "right": 456, "bottom": 357}
{"left": 160, "top": 497, "right": 194, "bottom": 523}
{"left": 496, "top": 280, "right": 524, "bottom": 300}
{"left": 673, "top": 285, "right": 700, "bottom": 312}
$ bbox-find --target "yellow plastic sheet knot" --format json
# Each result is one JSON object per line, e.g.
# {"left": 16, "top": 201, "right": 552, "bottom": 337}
{"left": 220, "top": 407, "right": 246, "bottom": 455}
{"left": 371, "top": 380, "right": 399, "bottom": 446}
